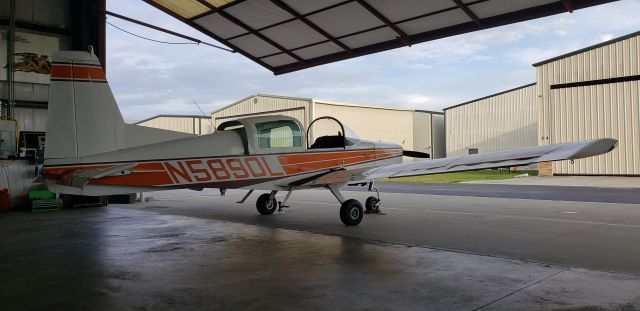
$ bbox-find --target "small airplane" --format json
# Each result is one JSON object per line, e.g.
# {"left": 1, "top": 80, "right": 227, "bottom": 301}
{"left": 43, "top": 50, "right": 618, "bottom": 226}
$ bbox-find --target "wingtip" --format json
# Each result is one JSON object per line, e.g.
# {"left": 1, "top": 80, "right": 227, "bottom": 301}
{"left": 571, "top": 138, "right": 618, "bottom": 159}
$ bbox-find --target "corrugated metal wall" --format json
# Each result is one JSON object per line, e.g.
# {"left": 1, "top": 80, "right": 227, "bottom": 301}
{"left": 212, "top": 95, "right": 310, "bottom": 129}
{"left": 14, "top": 106, "right": 47, "bottom": 132}
{"left": 412, "top": 111, "right": 432, "bottom": 157}
{"left": 314, "top": 101, "right": 415, "bottom": 152}
{"left": 137, "top": 116, "right": 213, "bottom": 135}
{"left": 445, "top": 84, "right": 537, "bottom": 157}
{"left": 431, "top": 114, "right": 446, "bottom": 158}
{"left": 536, "top": 33, "right": 640, "bottom": 175}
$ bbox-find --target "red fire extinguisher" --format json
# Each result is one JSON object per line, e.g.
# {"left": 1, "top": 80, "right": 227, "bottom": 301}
{"left": 0, "top": 188, "right": 9, "bottom": 212}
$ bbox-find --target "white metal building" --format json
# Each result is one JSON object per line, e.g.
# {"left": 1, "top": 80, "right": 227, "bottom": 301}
{"left": 445, "top": 31, "right": 639, "bottom": 176}
{"left": 136, "top": 114, "right": 213, "bottom": 135}
{"left": 212, "top": 94, "right": 446, "bottom": 158}
{"left": 534, "top": 31, "right": 640, "bottom": 176}
{"left": 445, "top": 83, "right": 537, "bottom": 157}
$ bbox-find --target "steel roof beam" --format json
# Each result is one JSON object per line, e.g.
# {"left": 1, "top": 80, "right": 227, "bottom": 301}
{"left": 561, "top": 0, "right": 575, "bottom": 12}
{"left": 200, "top": 3, "right": 305, "bottom": 64}
{"left": 354, "top": 0, "right": 411, "bottom": 46}
{"left": 141, "top": 0, "right": 275, "bottom": 71}
{"left": 452, "top": 0, "right": 482, "bottom": 26}
{"left": 269, "top": 0, "right": 352, "bottom": 53}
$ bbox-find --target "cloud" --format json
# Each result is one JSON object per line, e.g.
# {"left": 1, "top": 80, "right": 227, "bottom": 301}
{"left": 105, "top": 1, "right": 640, "bottom": 122}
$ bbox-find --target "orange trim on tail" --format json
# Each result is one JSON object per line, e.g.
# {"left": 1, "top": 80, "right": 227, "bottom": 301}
{"left": 51, "top": 64, "right": 106, "bottom": 81}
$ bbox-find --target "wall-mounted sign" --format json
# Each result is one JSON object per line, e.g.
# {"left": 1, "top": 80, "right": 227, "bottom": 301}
{"left": 1, "top": 31, "right": 60, "bottom": 84}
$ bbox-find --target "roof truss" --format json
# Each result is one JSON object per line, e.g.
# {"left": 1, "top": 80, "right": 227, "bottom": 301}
{"left": 143, "top": 0, "right": 618, "bottom": 75}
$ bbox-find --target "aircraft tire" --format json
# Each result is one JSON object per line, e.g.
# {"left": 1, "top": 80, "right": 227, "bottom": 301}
{"left": 256, "top": 193, "right": 278, "bottom": 215}
{"left": 340, "top": 199, "right": 363, "bottom": 226}
{"left": 365, "top": 196, "right": 379, "bottom": 213}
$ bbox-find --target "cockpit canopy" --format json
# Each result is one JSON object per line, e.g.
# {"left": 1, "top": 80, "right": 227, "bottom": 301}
{"left": 307, "top": 116, "right": 360, "bottom": 149}
{"left": 216, "top": 115, "right": 361, "bottom": 154}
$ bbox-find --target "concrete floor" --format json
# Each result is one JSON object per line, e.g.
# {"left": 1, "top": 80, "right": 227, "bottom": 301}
{"left": 465, "top": 176, "right": 640, "bottom": 188}
{"left": 2, "top": 185, "right": 640, "bottom": 310}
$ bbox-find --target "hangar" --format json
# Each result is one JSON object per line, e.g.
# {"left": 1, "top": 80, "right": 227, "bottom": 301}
{"left": 444, "top": 83, "right": 537, "bottom": 157}
{"left": 3, "top": 1, "right": 640, "bottom": 310}
{"left": 136, "top": 114, "right": 213, "bottom": 135}
{"left": 211, "top": 94, "right": 446, "bottom": 159}
{"left": 444, "top": 31, "right": 639, "bottom": 176}
{"left": 535, "top": 31, "right": 640, "bottom": 176}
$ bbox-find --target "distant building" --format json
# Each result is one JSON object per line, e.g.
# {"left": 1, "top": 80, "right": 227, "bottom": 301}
{"left": 212, "top": 94, "right": 446, "bottom": 159}
{"left": 533, "top": 31, "right": 639, "bottom": 176}
{"left": 445, "top": 31, "right": 640, "bottom": 176}
{"left": 136, "top": 115, "right": 213, "bottom": 135}
{"left": 444, "top": 83, "right": 537, "bottom": 157}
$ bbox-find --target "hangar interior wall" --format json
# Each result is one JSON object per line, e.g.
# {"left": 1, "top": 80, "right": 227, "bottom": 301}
{"left": 445, "top": 84, "right": 537, "bottom": 157}
{"left": 14, "top": 106, "right": 47, "bottom": 132}
{"left": 536, "top": 33, "right": 640, "bottom": 175}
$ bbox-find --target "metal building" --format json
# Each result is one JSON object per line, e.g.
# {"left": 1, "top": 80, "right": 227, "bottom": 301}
{"left": 136, "top": 114, "right": 213, "bottom": 135}
{"left": 444, "top": 83, "right": 537, "bottom": 157}
{"left": 534, "top": 31, "right": 640, "bottom": 176}
{"left": 212, "top": 94, "right": 445, "bottom": 158}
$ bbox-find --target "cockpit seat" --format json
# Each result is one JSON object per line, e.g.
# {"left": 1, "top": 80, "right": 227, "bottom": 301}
{"left": 310, "top": 135, "right": 345, "bottom": 149}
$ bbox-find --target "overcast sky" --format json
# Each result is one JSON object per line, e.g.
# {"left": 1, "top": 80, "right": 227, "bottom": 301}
{"left": 105, "top": 1, "right": 640, "bottom": 122}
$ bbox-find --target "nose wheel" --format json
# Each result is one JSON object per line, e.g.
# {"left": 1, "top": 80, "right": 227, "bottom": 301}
{"left": 365, "top": 196, "right": 381, "bottom": 214}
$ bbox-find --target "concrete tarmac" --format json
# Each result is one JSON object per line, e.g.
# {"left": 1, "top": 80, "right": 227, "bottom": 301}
{"left": 138, "top": 187, "right": 640, "bottom": 276}
{"left": 2, "top": 185, "right": 639, "bottom": 310}
{"left": 346, "top": 182, "right": 640, "bottom": 204}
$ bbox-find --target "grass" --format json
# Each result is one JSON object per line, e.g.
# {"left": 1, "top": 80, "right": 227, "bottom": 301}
{"left": 381, "top": 169, "right": 539, "bottom": 184}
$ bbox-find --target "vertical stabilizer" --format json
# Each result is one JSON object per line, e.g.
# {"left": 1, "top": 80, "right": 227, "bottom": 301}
{"left": 46, "top": 50, "right": 125, "bottom": 159}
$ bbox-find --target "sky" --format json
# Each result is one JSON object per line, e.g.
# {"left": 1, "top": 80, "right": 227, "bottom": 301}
{"left": 105, "top": 1, "right": 640, "bottom": 122}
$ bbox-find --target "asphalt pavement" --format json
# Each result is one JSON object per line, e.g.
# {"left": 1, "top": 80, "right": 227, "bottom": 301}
{"left": 346, "top": 182, "right": 640, "bottom": 204}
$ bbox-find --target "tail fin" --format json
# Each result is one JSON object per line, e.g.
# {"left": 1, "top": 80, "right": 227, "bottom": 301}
{"left": 46, "top": 50, "right": 191, "bottom": 160}
{"left": 46, "top": 50, "right": 125, "bottom": 158}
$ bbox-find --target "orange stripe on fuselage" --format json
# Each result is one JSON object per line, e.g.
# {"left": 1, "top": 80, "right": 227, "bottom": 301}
{"left": 277, "top": 149, "right": 401, "bottom": 175}
{"left": 43, "top": 149, "right": 403, "bottom": 188}
{"left": 51, "top": 64, "right": 106, "bottom": 81}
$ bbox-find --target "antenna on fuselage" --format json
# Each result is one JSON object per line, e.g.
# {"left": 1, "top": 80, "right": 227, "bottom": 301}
{"left": 192, "top": 100, "right": 215, "bottom": 129}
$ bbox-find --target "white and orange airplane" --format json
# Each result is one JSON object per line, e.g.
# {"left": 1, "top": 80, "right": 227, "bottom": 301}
{"left": 43, "top": 50, "right": 618, "bottom": 226}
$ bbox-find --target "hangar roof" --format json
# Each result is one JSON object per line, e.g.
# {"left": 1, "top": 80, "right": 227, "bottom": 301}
{"left": 532, "top": 30, "right": 640, "bottom": 67}
{"left": 143, "top": 0, "right": 615, "bottom": 75}
{"left": 443, "top": 82, "right": 536, "bottom": 111}
{"left": 135, "top": 114, "right": 211, "bottom": 124}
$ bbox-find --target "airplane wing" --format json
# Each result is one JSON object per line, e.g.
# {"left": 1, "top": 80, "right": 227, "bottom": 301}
{"left": 364, "top": 138, "right": 617, "bottom": 180}
{"left": 293, "top": 138, "right": 617, "bottom": 187}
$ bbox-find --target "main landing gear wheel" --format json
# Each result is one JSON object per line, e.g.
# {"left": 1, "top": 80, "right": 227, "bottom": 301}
{"left": 365, "top": 196, "right": 380, "bottom": 214}
{"left": 256, "top": 193, "right": 277, "bottom": 215}
{"left": 340, "top": 199, "right": 364, "bottom": 226}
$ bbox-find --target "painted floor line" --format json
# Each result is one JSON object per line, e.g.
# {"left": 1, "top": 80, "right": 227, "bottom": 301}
{"left": 431, "top": 210, "right": 640, "bottom": 229}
